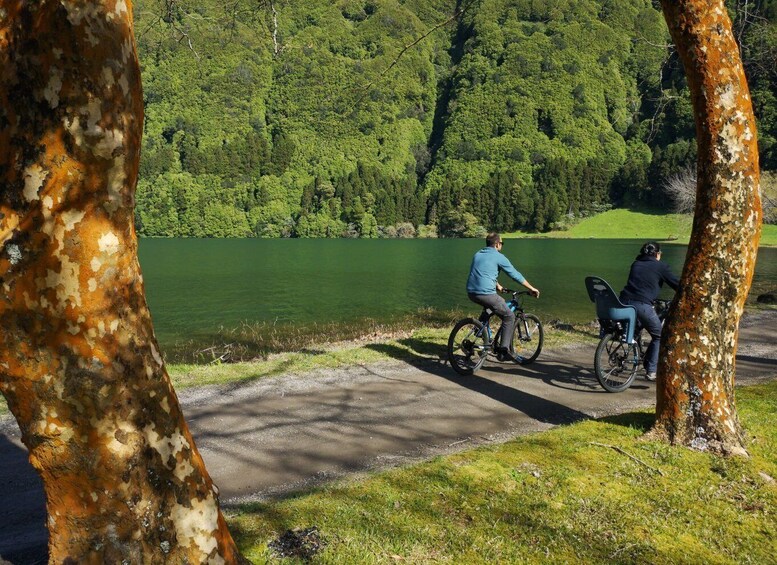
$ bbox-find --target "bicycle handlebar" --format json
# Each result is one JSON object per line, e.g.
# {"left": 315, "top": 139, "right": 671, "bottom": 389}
{"left": 501, "top": 289, "right": 535, "bottom": 297}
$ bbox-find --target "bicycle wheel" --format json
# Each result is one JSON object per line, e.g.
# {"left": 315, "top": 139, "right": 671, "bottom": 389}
{"left": 448, "top": 318, "right": 489, "bottom": 375}
{"left": 594, "top": 333, "right": 639, "bottom": 392}
{"left": 511, "top": 314, "right": 543, "bottom": 365}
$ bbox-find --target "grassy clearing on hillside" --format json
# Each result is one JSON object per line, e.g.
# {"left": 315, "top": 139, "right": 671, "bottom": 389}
{"left": 504, "top": 209, "right": 691, "bottom": 241}
{"left": 504, "top": 208, "right": 777, "bottom": 246}
{"left": 229, "top": 380, "right": 777, "bottom": 564}
{"left": 761, "top": 223, "right": 777, "bottom": 246}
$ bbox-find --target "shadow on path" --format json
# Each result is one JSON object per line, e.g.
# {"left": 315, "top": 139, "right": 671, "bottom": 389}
{"left": 598, "top": 412, "right": 656, "bottom": 433}
{"left": 737, "top": 355, "right": 777, "bottom": 367}
{"left": 366, "top": 335, "right": 654, "bottom": 393}
{"left": 367, "top": 342, "right": 591, "bottom": 425}
{"left": 0, "top": 431, "right": 48, "bottom": 564}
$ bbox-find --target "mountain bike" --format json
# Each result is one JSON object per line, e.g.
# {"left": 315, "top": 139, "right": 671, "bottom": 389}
{"left": 447, "top": 290, "right": 543, "bottom": 376}
{"left": 594, "top": 299, "right": 671, "bottom": 392}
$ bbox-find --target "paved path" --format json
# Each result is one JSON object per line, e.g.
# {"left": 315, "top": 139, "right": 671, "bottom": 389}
{"left": 2, "top": 312, "right": 776, "bottom": 563}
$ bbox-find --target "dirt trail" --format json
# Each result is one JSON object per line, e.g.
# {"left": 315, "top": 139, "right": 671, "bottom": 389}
{"left": 1, "top": 311, "right": 776, "bottom": 563}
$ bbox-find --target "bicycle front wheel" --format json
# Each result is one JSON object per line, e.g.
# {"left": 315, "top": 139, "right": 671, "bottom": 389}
{"left": 511, "top": 314, "right": 543, "bottom": 365}
{"left": 448, "top": 318, "right": 489, "bottom": 376}
{"left": 594, "top": 333, "right": 638, "bottom": 392}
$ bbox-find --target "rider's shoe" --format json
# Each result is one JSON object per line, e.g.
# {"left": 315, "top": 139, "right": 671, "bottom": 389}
{"left": 495, "top": 347, "right": 510, "bottom": 361}
{"left": 645, "top": 371, "right": 657, "bottom": 381}
{"left": 496, "top": 347, "right": 523, "bottom": 363}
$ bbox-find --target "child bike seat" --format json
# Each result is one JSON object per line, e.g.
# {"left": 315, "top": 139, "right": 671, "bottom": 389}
{"left": 584, "top": 276, "right": 637, "bottom": 344}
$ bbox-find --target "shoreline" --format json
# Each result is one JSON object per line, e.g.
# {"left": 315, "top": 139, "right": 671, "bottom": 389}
{"left": 0, "top": 307, "right": 774, "bottom": 417}
{"left": 151, "top": 305, "right": 777, "bottom": 392}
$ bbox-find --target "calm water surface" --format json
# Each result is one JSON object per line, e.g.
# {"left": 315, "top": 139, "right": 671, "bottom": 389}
{"left": 137, "top": 239, "right": 777, "bottom": 347}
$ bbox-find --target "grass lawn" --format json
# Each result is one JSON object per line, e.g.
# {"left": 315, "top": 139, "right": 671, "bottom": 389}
{"left": 505, "top": 208, "right": 691, "bottom": 241}
{"left": 229, "top": 380, "right": 777, "bottom": 564}
{"left": 504, "top": 208, "right": 777, "bottom": 247}
{"left": 761, "top": 223, "right": 777, "bottom": 246}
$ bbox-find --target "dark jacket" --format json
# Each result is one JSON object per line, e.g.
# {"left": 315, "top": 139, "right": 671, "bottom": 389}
{"left": 620, "top": 255, "right": 679, "bottom": 305}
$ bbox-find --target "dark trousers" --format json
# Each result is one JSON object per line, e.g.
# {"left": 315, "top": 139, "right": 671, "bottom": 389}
{"left": 468, "top": 293, "right": 515, "bottom": 350}
{"left": 624, "top": 299, "right": 663, "bottom": 372}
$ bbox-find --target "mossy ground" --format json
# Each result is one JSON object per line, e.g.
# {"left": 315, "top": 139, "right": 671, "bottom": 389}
{"left": 229, "top": 380, "right": 777, "bottom": 564}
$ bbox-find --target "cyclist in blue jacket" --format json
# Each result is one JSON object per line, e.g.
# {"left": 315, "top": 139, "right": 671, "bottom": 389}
{"left": 467, "top": 233, "right": 540, "bottom": 361}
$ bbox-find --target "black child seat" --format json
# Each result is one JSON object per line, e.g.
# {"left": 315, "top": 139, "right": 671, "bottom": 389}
{"left": 584, "top": 276, "right": 637, "bottom": 344}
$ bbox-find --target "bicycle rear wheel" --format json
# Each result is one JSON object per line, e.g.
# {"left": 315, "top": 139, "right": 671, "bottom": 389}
{"left": 448, "top": 318, "right": 489, "bottom": 375}
{"left": 594, "top": 333, "right": 638, "bottom": 392}
{"left": 511, "top": 314, "right": 543, "bottom": 365}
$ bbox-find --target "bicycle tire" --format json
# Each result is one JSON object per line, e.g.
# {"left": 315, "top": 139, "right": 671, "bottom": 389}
{"left": 594, "top": 333, "right": 638, "bottom": 392}
{"left": 511, "top": 314, "right": 543, "bottom": 365}
{"left": 447, "top": 317, "right": 489, "bottom": 375}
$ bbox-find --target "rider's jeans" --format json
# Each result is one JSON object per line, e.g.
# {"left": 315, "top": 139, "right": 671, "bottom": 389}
{"left": 468, "top": 293, "right": 515, "bottom": 350}
{"left": 624, "top": 299, "right": 662, "bottom": 373}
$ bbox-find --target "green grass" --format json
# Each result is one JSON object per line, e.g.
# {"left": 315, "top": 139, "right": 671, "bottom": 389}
{"left": 162, "top": 309, "right": 463, "bottom": 364}
{"left": 505, "top": 208, "right": 777, "bottom": 247}
{"left": 167, "top": 320, "right": 596, "bottom": 389}
{"left": 0, "top": 317, "right": 595, "bottom": 415}
{"left": 229, "top": 380, "right": 777, "bottom": 564}
{"left": 761, "top": 224, "right": 777, "bottom": 246}
{"left": 504, "top": 208, "right": 691, "bottom": 241}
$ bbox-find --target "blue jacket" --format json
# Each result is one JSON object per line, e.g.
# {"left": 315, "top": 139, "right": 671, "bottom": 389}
{"left": 466, "top": 247, "right": 526, "bottom": 295}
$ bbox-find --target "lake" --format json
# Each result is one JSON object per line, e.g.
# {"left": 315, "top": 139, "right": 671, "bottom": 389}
{"left": 137, "top": 239, "right": 777, "bottom": 348}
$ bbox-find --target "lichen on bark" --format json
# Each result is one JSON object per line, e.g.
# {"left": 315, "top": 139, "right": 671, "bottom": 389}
{"left": 0, "top": 1, "right": 245, "bottom": 561}
{"left": 652, "top": 0, "right": 761, "bottom": 455}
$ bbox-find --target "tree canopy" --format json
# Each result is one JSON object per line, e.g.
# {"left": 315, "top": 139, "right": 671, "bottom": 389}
{"left": 133, "top": 0, "right": 777, "bottom": 237}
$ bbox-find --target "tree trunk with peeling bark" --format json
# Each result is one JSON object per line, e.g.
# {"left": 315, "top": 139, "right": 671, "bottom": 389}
{"left": 653, "top": 0, "right": 761, "bottom": 454}
{"left": 0, "top": 2, "right": 244, "bottom": 561}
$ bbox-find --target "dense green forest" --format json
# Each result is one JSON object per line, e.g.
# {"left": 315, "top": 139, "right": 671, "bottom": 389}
{"left": 133, "top": 0, "right": 777, "bottom": 237}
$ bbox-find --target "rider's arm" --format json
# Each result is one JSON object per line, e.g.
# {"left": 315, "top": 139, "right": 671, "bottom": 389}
{"left": 661, "top": 263, "right": 681, "bottom": 292}
{"left": 497, "top": 255, "right": 540, "bottom": 297}
{"left": 521, "top": 279, "right": 540, "bottom": 298}
{"left": 497, "top": 254, "right": 526, "bottom": 285}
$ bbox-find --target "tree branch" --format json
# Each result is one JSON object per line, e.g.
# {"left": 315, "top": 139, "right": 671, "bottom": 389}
{"left": 589, "top": 442, "right": 665, "bottom": 476}
{"left": 348, "top": 0, "right": 480, "bottom": 112}
{"left": 269, "top": 0, "right": 282, "bottom": 56}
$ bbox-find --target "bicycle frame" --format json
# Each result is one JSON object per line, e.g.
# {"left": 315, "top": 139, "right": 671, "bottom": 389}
{"left": 476, "top": 294, "right": 530, "bottom": 345}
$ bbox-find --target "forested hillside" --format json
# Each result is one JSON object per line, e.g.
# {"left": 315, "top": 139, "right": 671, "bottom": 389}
{"left": 133, "top": 0, "right": 777, "bottom": 237}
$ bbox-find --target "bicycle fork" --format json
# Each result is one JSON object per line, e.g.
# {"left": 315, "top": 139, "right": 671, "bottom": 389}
{"left": 517, "top": 315, "right": 532, "bottom": 341}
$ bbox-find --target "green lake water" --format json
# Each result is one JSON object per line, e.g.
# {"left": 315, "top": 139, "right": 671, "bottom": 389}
{"left": 137, "top": 239, "right": 777, "bottom": 348}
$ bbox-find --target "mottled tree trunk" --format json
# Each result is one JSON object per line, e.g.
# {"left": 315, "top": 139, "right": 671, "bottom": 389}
{"left": 653, "top": 0, "right": 761, "bottom": 454}
{"left": 0, "top": 2, "right": 244, "bottom": 561}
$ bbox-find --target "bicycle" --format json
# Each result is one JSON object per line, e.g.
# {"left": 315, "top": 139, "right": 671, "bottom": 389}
{"left": 594, "top": 298, "right": 671, "bottom": 392}
{"left": 447, "top": 290, "right": 544, "bottom": 376}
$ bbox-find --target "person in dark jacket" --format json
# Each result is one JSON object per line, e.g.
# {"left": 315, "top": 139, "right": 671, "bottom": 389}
{"left": 467, "top": 233, "right": 540, "bottom": 361}
{"left": 619, "top": 241, "right": 680, "bottom": 381}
